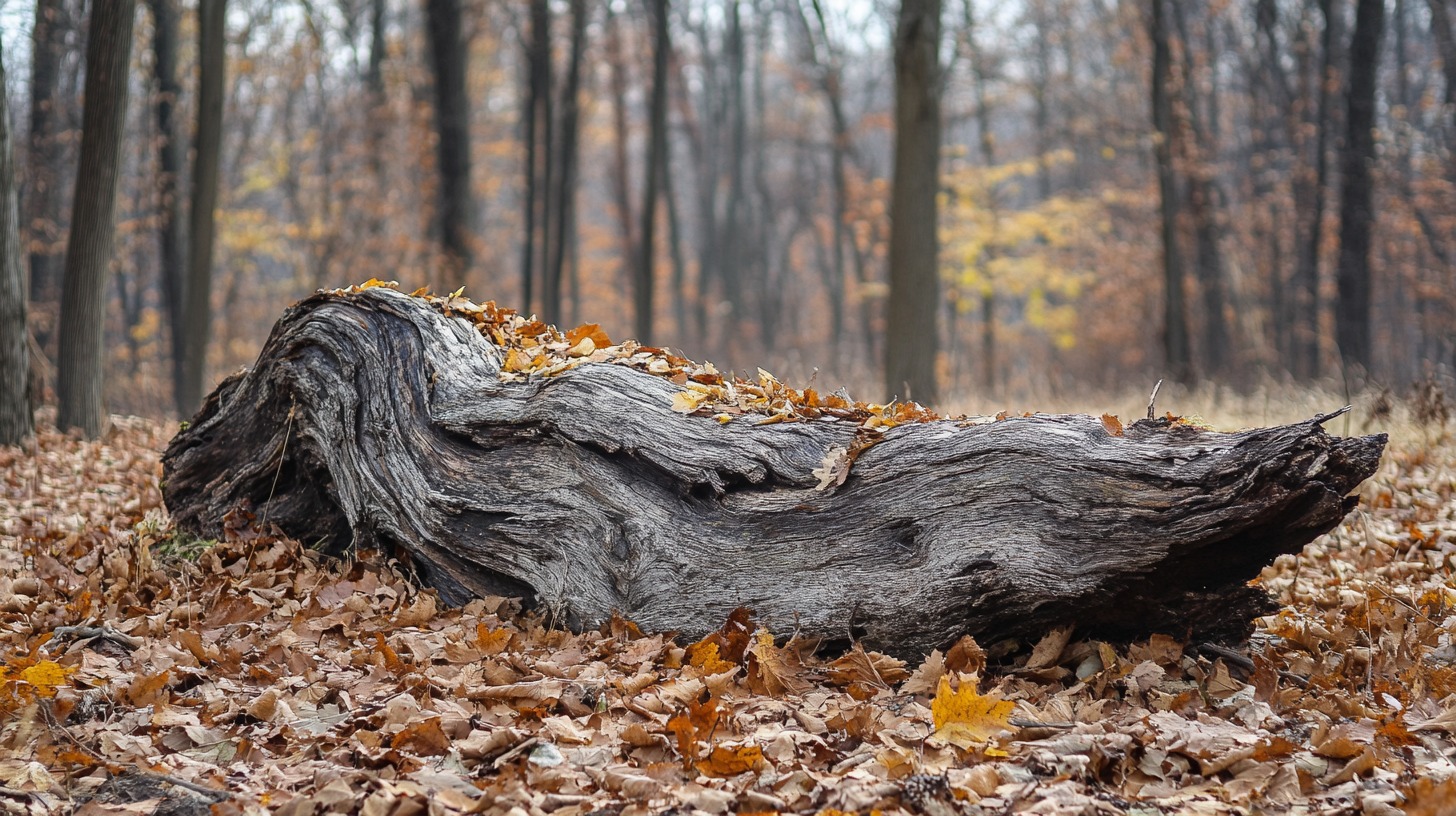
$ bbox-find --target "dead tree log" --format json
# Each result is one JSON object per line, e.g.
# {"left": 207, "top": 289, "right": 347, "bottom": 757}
{"left": 163, "top": 288, "right": 1386, "bottom": 656}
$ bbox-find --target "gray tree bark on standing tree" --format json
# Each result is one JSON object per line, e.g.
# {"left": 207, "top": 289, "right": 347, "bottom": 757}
{"left": 426, "top": 0, "right": 473, "bottom": 288}
{"left": 1149, "top": 0, "right": 1191, "bottom": 384}
{"left": 884, "top": 0, "right": 942, "bottom": 405}
{"left": 56, "top": 0, "right": 137, "bottom": 438}
{"left": 0, "top": 41, "right": 34, "bottom": 445}
{"left": 147, "top": 0, "right": 187, "bottom": 415}
{"left": 1336, "top": 0, "right": 1385, "bottom": 377}
{"left": 26, "top": 0, "right": 65, "bottom": 323}
{"left": 178, "top": 0, "right": 227, "bottom": 417}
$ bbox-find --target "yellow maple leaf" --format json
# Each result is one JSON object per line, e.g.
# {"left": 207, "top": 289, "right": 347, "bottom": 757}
{"left": 686, "top": 641, "right": 735, "bottom": 674}
{"left": 671, "top": 390, "right": 709, "bottom": 414}
{"left": 15, "top": 661, "right": 77, "bottom": 698}
{"left": 930, "top": 675, "right": 1013, "bottom": 749}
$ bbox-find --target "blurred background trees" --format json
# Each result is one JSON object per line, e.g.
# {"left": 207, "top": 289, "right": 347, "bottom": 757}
{"left": 1, "top": 0, "right": 1454, "bottom": 432}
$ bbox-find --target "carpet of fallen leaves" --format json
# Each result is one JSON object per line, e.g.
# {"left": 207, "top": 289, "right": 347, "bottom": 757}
{"left": 3, "top": 410, "right": 1456, "bottom": 816}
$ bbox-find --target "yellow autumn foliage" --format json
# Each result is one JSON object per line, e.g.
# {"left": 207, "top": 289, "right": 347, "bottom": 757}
{"left": 930, "top": 675, "right": 1014, "bottom": 749}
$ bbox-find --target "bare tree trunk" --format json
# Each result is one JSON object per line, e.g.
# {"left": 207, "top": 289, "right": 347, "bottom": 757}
{"left": 1292, "top": 0, "right": 1338, "bottom": 381}
{"left": 720, "top": 1, "right": 748, "bottom": 334}
{"left": 884, "top": 0, "right": 942, "bottom": 405}
{"left": 147, "top": 0, "right": 187, "bottom": 415}
{"left": 521, "top": 0, "right": 551, "bottom": 315}
{"left": 177, "top": 0, "right": 225, "bottom": 417}
{"left": 0, "top": 42, "right": 33, "bottom": 445}
{"left": 965, "top": 0, "right": 997, "bottom": 395}
{"left": 426, "top": 0, "right": 473, "bottom": 286}
{"left": 1427, "top": 0, "right": 1456, "bottom": 181}
{"left": 1173, "top": 2, "right": 1230, "bottom": 379}
{"left": 606, "top": 6, "right": 635, "bottom": 297}
{"left": 57, "top": 0, "right": 137, "bottom": 437}
{"left": 1149, "top": 0, "right": 1191, "bottom": 384}
{"left": 797, "top": 0, "right": 848, "bottom": 358}
{"left": 26, "top": 0, "right": 65, "bottom": 342}
{"left": 635, "top": 0, "right": 670, "bottom": 345}
{"left": 366, "top": 0, "right": 387, "bottom": 239}
{"left": 1335, "top": 0, "right": 1385, "bottom": 376}
{"left": 545, "top": 0, "right": 587, "bottom": 326}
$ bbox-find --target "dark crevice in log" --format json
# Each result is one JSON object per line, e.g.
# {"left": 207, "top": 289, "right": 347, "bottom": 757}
{"left": 163, "top": 289, "right": 1387, "bottom": 656}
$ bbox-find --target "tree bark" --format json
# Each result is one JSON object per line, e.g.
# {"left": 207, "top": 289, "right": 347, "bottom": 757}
{"left": 0, "top": 42, "right": 34, "bottom": 445}
{"left": 1336, "top": 0, "right": 1384, "bottom": 376}
{"left": 544, "top": 0, "right": 587, "bottom": 327}
{"left": 1149, "top": 0, "right": 1191, "bottom": 384}
{"left": 162, "top": 288, "right": 1388, "bottom": 657}
{"left": 520, "top": 0, "right": 551, "bottom": 315}
{"left": 57, "top": 0, "right": 137, "bottom": 438}
{"left": 884, "top": 0, "right": 942, "bottom": 405}
{"left": 1292, "top": 0, "right": 1338, "bottom": 381}
{"left": 178, "top": 0, "right": 225, "bottom": 417}
{"left": 148, "top": 0, "right": 187, "bottom": 416}
{"left": 426, "top": 0, "right": 473, "bottom": 286}
{"left": 26, "top": 0, "right": 65, "bottom": 314}
{"left": 635, "top": 0, "right": 669, "bottom": 346}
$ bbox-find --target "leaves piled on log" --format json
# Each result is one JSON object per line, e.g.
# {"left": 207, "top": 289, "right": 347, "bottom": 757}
{"left": 162, "top": 286, "right": 1386, "bottom": 656}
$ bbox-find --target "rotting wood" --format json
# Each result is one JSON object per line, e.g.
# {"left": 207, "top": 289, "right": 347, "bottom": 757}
{"left": 163, "top": 287, "right": 1386, "bottom": 656}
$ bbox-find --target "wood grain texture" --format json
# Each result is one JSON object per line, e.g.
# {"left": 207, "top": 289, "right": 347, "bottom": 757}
{"left": 163, "top": 289, "right": 1387, "bottom": 655}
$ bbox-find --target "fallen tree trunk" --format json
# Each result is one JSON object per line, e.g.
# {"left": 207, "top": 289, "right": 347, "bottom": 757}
{"left": 163, "top": 287, "right": 1386, "bottom": 656}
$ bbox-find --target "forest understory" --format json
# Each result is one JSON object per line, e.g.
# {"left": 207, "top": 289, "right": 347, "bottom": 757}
{"left": 2, "top": 400, "right": 1455, "bottom": 816}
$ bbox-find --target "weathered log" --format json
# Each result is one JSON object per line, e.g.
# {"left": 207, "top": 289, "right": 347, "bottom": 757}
{"left": 163, "top": 288, "right": 1386, "bottom": 656}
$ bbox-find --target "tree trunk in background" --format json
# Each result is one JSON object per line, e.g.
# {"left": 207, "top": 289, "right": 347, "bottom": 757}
{"left": 794, "top": 0, "right": 848, "bottom": 360}
{"left": 1336, "top": 0, "right": 1385, "bottom": 377}
{"left": 965, "top": 0, "right": 997, "bottom": 395}
{"left": 178, "top": 0, "right": 225, "bottom": 417}
{"left": 1428, "top": 0, "right": 1456, "bottom": 182}
{"left": 1173, "top": 2, "right": 1230, "bottom": 379}
{"left": 720, "top": 1, "right": 748, "bottom": 334}
{"left": 635, "top": 0, "right": 670, "bottom": 345}
{"left": 425, "top": 0, "right": 473, "bottom": 287}
{"left": 1149, "top": 0, "right": 1190, "bottom": 384}
{"left": 521, "top": 0, "right": 551, "bottom": 315}
{"left": 1292, "top": 0, "right": 1337, "bottom": 381}
{"left": 0, "top": 43, "right": 34, "bottom": 445}
{"left": 545, "top": 0, "right": 586, "bottom": 326}
{"left": 606, "top": 6, "right": 636, "bottom": 302}
{"left": 57, "top": 0, "right": 137, "bottom": 437}
{"left": 148, "top": 0, "right": 188, "bottom": 416}
{"left": 884, "top": 0, "right": 942, "bottom": 406}
{"left": 366, "top": 0, "right": 387, "bottom": 238}
{"left": 26, "top": 0, "right": 65, "bottom": 333}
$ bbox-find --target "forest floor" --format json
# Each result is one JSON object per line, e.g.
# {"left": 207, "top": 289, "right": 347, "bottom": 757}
{"left": 1, "top": 403, "right": 1455, "bottom": 816}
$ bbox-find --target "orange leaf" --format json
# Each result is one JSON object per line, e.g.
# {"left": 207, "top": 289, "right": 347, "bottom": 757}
{"left": 1101, "top": 413, "right": 1124, "bottom": 437}
{"left": 745, "top": 629, "right": 811, "bottom": 697}
{"left": 391, "top": 717, "right": 451, "bottom": 756}
{"left": 476, "top": 625, "right": 512, "bottom": 656}
{"left": 697, "top": 744, "right": 765, "bottom": 777}
{"left": 125, "top": 669, "right": 171, "bottom": 707}
{"left": 566, "top": 323, "right": 612, "bottom": 348}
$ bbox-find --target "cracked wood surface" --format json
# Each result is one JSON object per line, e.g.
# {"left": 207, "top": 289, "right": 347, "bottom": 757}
{"left": 163, "top": 289, "right": 1387, "bottom": 655}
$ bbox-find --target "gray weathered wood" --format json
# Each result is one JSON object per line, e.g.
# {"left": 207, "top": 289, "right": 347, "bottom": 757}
{"left": 163, "top": 289, "right": 1387, "bottom": 655}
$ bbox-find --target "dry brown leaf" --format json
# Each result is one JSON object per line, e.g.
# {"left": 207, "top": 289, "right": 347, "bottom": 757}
{"left": 745, "top": 629, "right": 811, "bottom": 696}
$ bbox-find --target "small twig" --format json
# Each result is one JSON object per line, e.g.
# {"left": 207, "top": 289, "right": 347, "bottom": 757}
{"left": 1146, "top": 379, "right": 1164, "bottom": 420}
{"left": 42, "top": 626, "right": 142, "bottom": 653}
{"left": 1311, "top": 405, "right": 1353, "bottom": 427}
{"left": 492, "top": 736, "right": 540, "bottom": 769}
{"left": 1008, "top": 718, "right": 1077, "bottom": 730}
{"left": 1198, "top": 643, "right": 1255, "bottom": 671}
{"left": 38, "top": 703, "right": 229, "bottom": 801}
